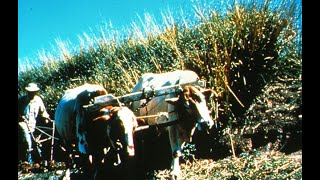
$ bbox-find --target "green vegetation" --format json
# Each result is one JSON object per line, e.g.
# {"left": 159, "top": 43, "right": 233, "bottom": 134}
{"left": 18, "top": 0, "right": 301, "bottom": 116}
{"left": 18, "top": 0, "right": 302, "bottom": 179}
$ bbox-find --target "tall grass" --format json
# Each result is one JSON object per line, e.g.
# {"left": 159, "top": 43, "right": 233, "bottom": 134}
{"left": 18, "top": 0, "right": 301, "bottom": 126}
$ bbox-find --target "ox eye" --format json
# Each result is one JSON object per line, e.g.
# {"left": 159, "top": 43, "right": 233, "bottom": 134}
{"left": 192, "top": 95, "right": 201, "bottom": 103}
{"left": 184, "top": 100, "right": 190, "bottom": 107}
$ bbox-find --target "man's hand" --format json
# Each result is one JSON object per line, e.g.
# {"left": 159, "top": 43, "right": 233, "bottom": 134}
{"left": 19, "top": 115, "right": 27, "bottom": 122}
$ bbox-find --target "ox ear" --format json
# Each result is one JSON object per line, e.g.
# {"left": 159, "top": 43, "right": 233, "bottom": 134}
{"left": 201, "top": 89, "right": 217, "bottom": 100}
{"left": 165, "top": 97, "right": 179, "bottom": 106}
{"left": 136, "top": 117, "right": 146, "bottom": 126}
{"left": 97, "top": 89, "right": 108, "bottom": 96}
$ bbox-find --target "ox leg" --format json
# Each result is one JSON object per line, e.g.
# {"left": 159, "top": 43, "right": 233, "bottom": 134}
{"left": 60, "top": 142, "right": 76, "bottom": 169}
{"left": 168, "top": 126, "right": 183, "bottom": 180}
{"left": 78, "top": 153, "right": 93, "bottom": 178}
{"left": 91, "top": 151, "right": 105, "bottom": 180}
{"left": 170, "top": 150, "right": 182, "bottom": 180}
{"left": 70, "top": 144, "right": 78, "bottom": 168}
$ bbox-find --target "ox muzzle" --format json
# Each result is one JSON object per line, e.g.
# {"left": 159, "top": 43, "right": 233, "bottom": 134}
{"left": 197, "top": 118, "right": 214, "bottom": 131}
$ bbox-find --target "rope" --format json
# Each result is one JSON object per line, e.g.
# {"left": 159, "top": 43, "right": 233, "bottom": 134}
{"left": 134, "top": 86, "right": 180, "bottom": 130}
{"left": 115, "top": 97, "right": 123, "bottom": 107}
{"left": 36, "top": 126, "right": 53, "bottom": 130}
{"left": 135, "top": 95, "right": 168, "bottom": 116}
{"left": 136, "top": 113, "right": 166, "bottom": 119}
{"left": 35, "top": 126, "right": 59, "bottom": 140}
{"left": 134, "top": 86, "right": 165, "bottom": 115}
{"left": 135, "top": 110, "right": 179, "bottom": 132}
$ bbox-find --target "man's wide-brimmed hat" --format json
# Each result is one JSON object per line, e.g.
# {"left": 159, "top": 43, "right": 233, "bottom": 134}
{"left": 25, "top": 83, "right": 40, "bottom": 92}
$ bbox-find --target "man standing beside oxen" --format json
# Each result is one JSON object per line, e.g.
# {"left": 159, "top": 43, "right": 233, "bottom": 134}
{"left": 18, "top": 83, "right": 52, "bottom": 164}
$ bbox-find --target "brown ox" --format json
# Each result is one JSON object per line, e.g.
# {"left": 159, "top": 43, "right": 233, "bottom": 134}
{"left": 131, "top": 70, "right": 215, "bottom": 180}
{"left": 55, "top": 84, "right": 138, "bottom": 179}
{"left": 86, "top": 106, "right": 138, "bottom": 179}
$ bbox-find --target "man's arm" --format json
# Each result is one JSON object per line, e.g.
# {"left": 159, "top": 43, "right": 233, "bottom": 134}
{"left": 37, "top": 96, "right": 51, "bottom": 123}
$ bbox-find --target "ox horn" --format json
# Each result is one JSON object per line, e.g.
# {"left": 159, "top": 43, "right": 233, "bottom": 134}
{"left": 201, "top": 88, "right": 218, "bottom": 98}
{"left": 92, "top": 114, "right": 112, "bottom": 121}
{"left": 165, "top": 97, "right": 179, "bottom": 105}
{"left": 92, "top": 106, "right": 115, "bottom": 121}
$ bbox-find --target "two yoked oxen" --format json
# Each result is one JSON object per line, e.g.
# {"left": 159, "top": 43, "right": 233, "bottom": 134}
{"left": 55, "top": 83, "right": 139, "bottom": 179}
{"left": 131, "top": 70, "right": 215, "bottom": 180}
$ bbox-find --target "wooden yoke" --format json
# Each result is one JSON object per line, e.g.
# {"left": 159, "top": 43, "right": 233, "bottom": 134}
{"left": 83, "top": 80, "right": 206, "bottom": 112}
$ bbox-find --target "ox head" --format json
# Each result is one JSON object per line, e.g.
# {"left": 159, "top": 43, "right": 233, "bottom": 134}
{"left": 92, "top": 106, "right": 138, "bottom": 157}
{"left": 76, "top": 85, "right": 108, "bottom": 106}
{"left": 165, "top": 85, "right": 214, "bottom": 131}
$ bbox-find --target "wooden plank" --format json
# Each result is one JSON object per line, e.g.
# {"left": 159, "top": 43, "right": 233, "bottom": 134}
{"left": 83, "top": 80, "right": 206, "bottom": 112}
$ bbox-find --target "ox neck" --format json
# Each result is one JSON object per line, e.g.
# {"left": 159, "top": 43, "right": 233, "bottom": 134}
{"left": 171, "top": 103, "right": 197, "bottom": 131}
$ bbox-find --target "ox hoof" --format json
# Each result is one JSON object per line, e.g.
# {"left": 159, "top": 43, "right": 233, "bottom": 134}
{"left": 170, "top": 171, "right": 181, "bottom": 180}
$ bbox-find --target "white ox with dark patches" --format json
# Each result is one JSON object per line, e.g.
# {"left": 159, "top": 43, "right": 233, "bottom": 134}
{"left": 131, "top": 70, "right": 214, "bottom": 179}
{"left": 55, "top": 83, "right": 108, "bottom": 158}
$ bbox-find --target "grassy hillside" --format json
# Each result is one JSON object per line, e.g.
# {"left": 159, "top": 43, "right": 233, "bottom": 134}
{"left": 18, "top": 0, "right": 302, "bottom": 179}
{"left": 18, "top": 0, "right": 301, "bottom": 116}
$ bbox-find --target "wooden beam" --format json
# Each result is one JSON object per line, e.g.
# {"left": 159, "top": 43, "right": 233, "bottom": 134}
{"left": 83, "top": 80, "right": 206, "bottom": 112}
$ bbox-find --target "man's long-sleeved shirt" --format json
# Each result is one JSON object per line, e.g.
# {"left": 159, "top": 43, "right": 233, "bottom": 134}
{"left": 18, "top": 95, "right": 50, "bottom": 132}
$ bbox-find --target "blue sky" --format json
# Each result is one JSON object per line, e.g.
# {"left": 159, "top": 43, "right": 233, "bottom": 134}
{"left": 18, "top": 0, "right": 198, "bottom": 70}
{"left": 18, "top": 0, "right": 302, "bottom": 72}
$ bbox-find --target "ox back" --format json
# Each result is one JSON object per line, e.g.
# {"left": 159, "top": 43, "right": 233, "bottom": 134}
{"left": 131, "top": 70, "right": 199, "bottom": 119}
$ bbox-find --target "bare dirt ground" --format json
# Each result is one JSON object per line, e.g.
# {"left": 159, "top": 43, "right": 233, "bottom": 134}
{"left": 18, "top": 148, "right": 302, "bottom": 180}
